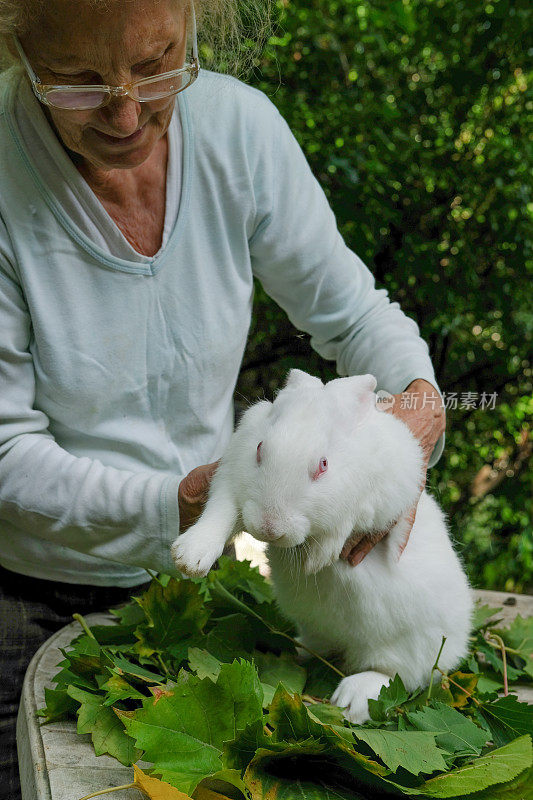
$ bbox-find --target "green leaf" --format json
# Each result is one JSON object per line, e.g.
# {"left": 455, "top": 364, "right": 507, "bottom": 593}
{"left": 37, "top": 687, "right": 78, "bottom": 723}
{"left": 303, "top": 656, "right": 343, "bottom": 699}
{"left": 474, "top": 637, "right": 525, "bottom": 683}
{"left": 120, "top": 660, "right": 264, "bottom": 795}
{"left": 110, "top": 654, "right": 166, "bottom": 685}
{"left": 52, "top": 664, "right": 98, "bottom": 692}
{"left": 67, "top": 686, "right": 141, "bottom": 766}
{"left": 368, "top": 674, "right": 410, "bottom": 721}
{"left": 109, "top": 596, "right": 146, "bottom": 626}
{"left": 254, "top": 651, "right": 306, "bottom": 705}
{"left": 266, "top": 686, "right": 390, "bottom": 782}
{"left": 472, "top": 603, "right": 502, "bottom": 631}
{"left": 81, "top": 623, "right": 138, "bottom": 649}
{"left": 134, "top": 578, "right": 210, "bottom": 661}
{"left": 398, "top": 735, "right": 533, "bottom": 797}
{"left": 352, "top": 728, "right": 449, "bottom": 775}
{"left": 59, "top": 635, "right": 104, "bottom": 677}
{"left": 210, "top": 556, "right": 274, "bottom": 605}
{"left": 188, "top": 647, "right": 222, "bottom": 681}
{"left": 307, "top": 702, "right": 346, "bottom": 727}
{"left": 244, "top": 742, "right": 371, "bottom": 800}
{"left": 98, "top": 674, "right": 146, "bottom": 706}
{"left": 224, "top": 719, "right": 276, "bottom": 772}
{"left": 476, "top": 670, "right": 505, "bottom": 695}
{"left": 495, "top": 616, "right": 533, "bottom": 679}
{"left": 203, "top": 613, "right": 258, "bottom": 661}
{"left": 479, "top": 695, "right": 533, "bottom": 747}
{"left": 407, "top": 701, "right": 490, "bottom": 757}
{"left": 468, "top": 765, "right": 533, "bottom": 800}
{"left": 198, "top": 768, "right": 248, "bottom": 798}
{"left": 268, "top": 685, "right": 329, "bottom": 742}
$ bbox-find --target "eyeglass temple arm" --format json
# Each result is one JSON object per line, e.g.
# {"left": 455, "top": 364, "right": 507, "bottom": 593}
{"left": 12, "top": 36, "right": 41, "bottom": 84}
{"left": 190, "top": 0, "right": 198, "bottom": 61}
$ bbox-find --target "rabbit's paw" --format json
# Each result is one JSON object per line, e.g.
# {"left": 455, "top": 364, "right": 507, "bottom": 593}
{"left": 331, "top": 671, "right": 391, "bottom": 724}
{"left": 170, "top": 527, "right": 224, "bottom": 577}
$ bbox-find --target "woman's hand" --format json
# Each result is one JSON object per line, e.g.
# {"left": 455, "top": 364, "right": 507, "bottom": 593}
{"left": 178, "top": 461, "right": 219, "bottom": 531}
{"left": 341, "top": 379, "right": 446, "bottom": 566}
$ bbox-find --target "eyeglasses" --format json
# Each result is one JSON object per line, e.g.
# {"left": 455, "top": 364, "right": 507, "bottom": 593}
{"left": 13, "top": 0, "right": 199, "bottom": 111}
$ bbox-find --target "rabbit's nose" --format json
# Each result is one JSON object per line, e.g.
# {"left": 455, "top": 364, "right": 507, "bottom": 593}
{"left": 260, "top": 515, "right": 282, "bottom": 541}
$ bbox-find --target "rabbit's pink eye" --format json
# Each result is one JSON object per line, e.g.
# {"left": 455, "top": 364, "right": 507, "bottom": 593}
{"left": 312, "top": 457, "right": 328, "bottom": 481}
{"left": 256, "top": 441, "right": 263, "bottom": 464}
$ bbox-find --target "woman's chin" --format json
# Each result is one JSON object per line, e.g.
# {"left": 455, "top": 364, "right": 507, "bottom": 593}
{"left": 83, "top": 128, "right": 158, "bottom": 169}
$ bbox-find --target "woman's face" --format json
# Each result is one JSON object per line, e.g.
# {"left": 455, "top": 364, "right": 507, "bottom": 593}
{"left": 20, "top": 0, "right": 188, "bottom": 171}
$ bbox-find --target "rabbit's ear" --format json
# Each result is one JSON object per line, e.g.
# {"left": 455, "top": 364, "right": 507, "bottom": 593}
{"left": 326, "top": 374, "right": 377, "bottom": 425}
{"left": 357, "top": 374, "right": 378, "bottom": 393}
{"left": 284, "top": 369, "right": 323, "bottom": 390}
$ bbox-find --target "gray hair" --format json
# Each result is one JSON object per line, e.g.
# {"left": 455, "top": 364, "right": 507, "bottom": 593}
{"left": 0, "top": 0, "right": 273, "bottom": 77}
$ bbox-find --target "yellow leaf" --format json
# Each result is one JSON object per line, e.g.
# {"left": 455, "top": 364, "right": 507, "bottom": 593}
{"left": 448, "top": 670, "right": 479, "bottom": 708}
{"left": 133, "top": 765, "right": 193, "bottom": 799}
{"left": 193, "top": 788, "right": 235, "bottom": 800}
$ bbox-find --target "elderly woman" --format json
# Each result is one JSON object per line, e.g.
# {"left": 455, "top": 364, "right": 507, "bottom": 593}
{"left": 0, "top": 0, "right": 445, "bottom": 794}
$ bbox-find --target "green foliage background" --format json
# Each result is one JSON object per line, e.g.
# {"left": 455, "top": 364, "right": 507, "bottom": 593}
{"left": 222, "top": 0, "right": 532, "bottom": 592}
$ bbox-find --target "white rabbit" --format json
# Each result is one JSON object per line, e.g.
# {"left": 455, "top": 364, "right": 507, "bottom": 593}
{"left": 171, "top": 369, "right": 473, "bottom": 723}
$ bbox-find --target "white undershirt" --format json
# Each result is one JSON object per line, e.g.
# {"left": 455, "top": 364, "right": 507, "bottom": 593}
{"left": 14, "top": 80, "right": 182, "bottom": 263}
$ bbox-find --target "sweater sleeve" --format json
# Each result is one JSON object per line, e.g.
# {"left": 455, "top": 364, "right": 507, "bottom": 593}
{"left": 0, "top": 252, "right": 180, "bottom": 576}
{"left": 249, "top": 108, "right": 445, "bottom": 468}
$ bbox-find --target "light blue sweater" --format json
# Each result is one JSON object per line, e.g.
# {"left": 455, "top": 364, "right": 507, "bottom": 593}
{"left": 0, "top": 66, "right": 444, "bottom": 586}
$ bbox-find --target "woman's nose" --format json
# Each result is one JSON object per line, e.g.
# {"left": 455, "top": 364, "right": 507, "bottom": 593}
{"left": 98, "top": 95, "right": 142, "bottom": 136}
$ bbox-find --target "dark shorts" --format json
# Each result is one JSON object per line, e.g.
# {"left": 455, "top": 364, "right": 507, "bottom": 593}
{"left": 0, "top": 565, "right": 149, "bottom": 800}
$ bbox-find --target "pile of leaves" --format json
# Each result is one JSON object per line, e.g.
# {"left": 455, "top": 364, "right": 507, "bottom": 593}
{"left": 39, "top": 558, "right": 533, "bottom": 799}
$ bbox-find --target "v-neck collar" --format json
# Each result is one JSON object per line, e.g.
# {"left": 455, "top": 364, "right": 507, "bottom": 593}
{"left": 5, "top": 68, "right": 193, "bottom": 276}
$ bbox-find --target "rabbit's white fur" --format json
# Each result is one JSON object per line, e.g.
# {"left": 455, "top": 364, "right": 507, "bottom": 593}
{"left": 171, "top": 369, "right": 473, "bottom": 723}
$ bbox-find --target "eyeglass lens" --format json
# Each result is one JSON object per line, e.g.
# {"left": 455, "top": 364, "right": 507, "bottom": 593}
{"left": 45, "top": 71, "right": 194, "bottom": 110}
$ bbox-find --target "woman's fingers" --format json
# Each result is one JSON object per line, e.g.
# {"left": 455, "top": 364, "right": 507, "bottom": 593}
{"left": 340, "top": 519, "right": 398, "bottom": 566}
{"left": 178, "top": 460, "right": 219, "bottom": 531}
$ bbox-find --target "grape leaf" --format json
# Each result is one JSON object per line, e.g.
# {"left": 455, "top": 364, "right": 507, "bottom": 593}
{"left": 479, "top": 695, "right": 533, "bottom": 747}
{"left": 79, "top": 623, "right": 139, "bottom": 650}
{"left": 132, "top": 765, "right": 191, "bottom": 799}
{"left": 59, "top": 635, "right": 105, "bottom": 677}
{"left": 393, "top": 735, "right": 533, "bottom": 797}
{"left": 119, "top": 660, "right": 264, "bottom": 795}
{"left": 51, "top": 664, "right": 98, "bottom": 692}
{"left": 209, "top": 556, "right": 274, "bottom": 605}
{"left": 110, "top": 653, "right": 167, "bottom": 684}
{"left": 494, "top": 616, "right": 533, "bottom": 679}
{"left": 267, "top": 686, "right": 391, "bottom": 784}
{"left": 407, "top": 701, "right": 490, "bottom": 756}
{"left": 188, "top": 647, "right": 222, "bottom": 681}
{"left": 110, "top": 596, "right": 147, "bottom": 626}
{"left": 303, "top": 656, "right": 343, "bottom": 699}
{"left": 253, "top": 651, "right": 306, "bottom": 705}
{"left": 268, "top": 686, "right": 328, "bottom": 739}
{"left": 203, "top": 613, "right": 259, "bottom": 661}
{"left": 368, "top": 674, "right": 410, "bottom": 721}
{"left": 134, "top": 579, "right": 210, "bottom": 660}
{"left": 474, "top": 637, "right": 525, "bottom": 683}
{"left": 224, "top": 719, "right": 276, "bottom": 772}
{"left": 67, "top": 685, "right": 141, "bottom": 765}
{"left": 36, "top": 687, "right": 78, "bottom": 723}
{"left": 476, "top": 669, "right": 505, "bottom": 695}
{"left": 98, "top": 674, "right": 147, "bottom": 706}
{"left": 244, "top": 742, "right": 371, "bottom": 800}
{"left": 472, "top": 603, "right": 502, "bottom": 631}
{"left": 467, "top": 765, "right": 533, "bottom": 800}
{"left": 447, "top": 670, "right": 482, "bottom": 708}
{"left": 352, "top": 728, "right": 448, "bottom": 775}
{"left": 307, "top": 702, "right": 346, "bottom": 726}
